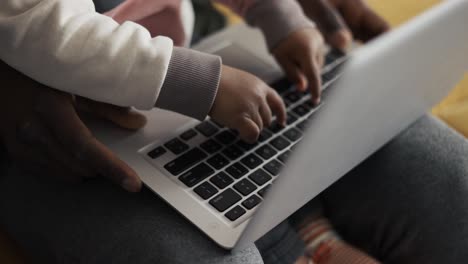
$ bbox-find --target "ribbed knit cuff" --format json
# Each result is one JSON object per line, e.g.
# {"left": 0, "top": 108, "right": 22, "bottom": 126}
{"left": 245, "top": 0, "right": 316, "bottom": 51}
{"left": 156, "top": 47, "right": 222, "bottom": 121}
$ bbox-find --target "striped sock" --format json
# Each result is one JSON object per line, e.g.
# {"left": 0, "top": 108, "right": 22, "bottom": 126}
{"left": 297, "top": 217, "right": 381, "bottom": 264}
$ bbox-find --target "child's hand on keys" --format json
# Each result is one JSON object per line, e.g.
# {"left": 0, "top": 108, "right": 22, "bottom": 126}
{"left": 210, "top": 65, "right": 287, "bottom": 144}
{"left": 273, "top": 27, "right": 326, "bottom": 106}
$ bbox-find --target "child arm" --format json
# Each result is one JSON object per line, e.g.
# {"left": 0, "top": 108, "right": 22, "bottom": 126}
{"left": 0, "top": 0, "right": 221, "bottom": 120}
{"left": 215, "top": 0, "right": 316, "bottom": 50}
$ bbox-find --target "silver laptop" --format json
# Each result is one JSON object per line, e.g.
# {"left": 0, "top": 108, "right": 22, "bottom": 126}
{"left": 89, "top": 0, "right": 468, "bottom": 250}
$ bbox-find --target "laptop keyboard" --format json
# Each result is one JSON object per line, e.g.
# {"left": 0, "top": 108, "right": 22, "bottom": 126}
{"left": 145, "top": 49, "right": 347, "bottom": 224}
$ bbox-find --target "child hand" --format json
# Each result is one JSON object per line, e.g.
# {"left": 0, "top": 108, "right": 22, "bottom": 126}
{"left": 273, "top": 27, "right": 326, "bottom": 105}
{"left": 210, "top": 65, "right": 287, "bottom": 143}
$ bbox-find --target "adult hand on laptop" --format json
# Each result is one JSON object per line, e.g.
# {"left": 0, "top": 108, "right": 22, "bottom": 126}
{"left": 298, "top": 0, "right": 390, "bottom": 51}
{"left": 0, "top": 61, "right": 145, "bottom": 192}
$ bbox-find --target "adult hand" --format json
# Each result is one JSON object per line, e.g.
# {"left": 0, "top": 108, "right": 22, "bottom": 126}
{"left": 298, "top": 0, "right": 390, "bottom": 51}
{"left": 0, "top": 61, "right": 146, "bottom": 192}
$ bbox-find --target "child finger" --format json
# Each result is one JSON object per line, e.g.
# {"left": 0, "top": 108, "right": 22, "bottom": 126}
{"left": 266, "top": 89, "right": 287, "bottom": 126}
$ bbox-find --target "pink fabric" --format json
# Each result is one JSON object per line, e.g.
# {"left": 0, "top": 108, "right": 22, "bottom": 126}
{"left": 105, "top": 0, "right": 185, "bottom": 46}
{"left": 104, "top": 0, "right": 258, "bottom": 46}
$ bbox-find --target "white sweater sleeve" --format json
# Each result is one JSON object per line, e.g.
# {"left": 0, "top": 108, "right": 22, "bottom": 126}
{"left": 0, "top": 0, "right": 174, "bottom": 110}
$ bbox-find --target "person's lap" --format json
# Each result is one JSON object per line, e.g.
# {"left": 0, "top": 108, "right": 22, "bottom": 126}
{"left": 1, "top": 114, "right": 467, "bottom": 264}
{"left": 319, "top": 115, "right": 468, "bottom": 263}
{"left": 0, "top": 163, "right": 263, "bottom": 264}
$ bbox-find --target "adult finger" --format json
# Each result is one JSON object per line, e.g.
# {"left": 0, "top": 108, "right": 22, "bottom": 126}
{"left": 76, "top": 97, "right": 147, "bottom": 130}
{"left": 357, "top": 5, "right": 390, "bottom": 42}
{"left": 300, "top": 0, "right": 352, "bottom": 51}
{"left": 266, "top": 89, "right": 287, "bottom": 126}
{"left": 36, "top": 91, "right": 142, "bottom": 192}
{"left": 337, "top": 0, "right": 390, "bottom": 42}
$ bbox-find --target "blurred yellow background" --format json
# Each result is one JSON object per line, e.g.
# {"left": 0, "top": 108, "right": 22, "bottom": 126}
{"left": 1, "top": 0, "right": 467, "bottom": 263}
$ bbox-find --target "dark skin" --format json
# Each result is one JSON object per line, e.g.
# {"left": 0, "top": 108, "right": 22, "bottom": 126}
{"left": 0, "top": 61, "right": 145, "bottom": 192}
{"left": 0, "top": 1, "right": 389, "bottom": 195}
{"left": 298, "top": 0, "right": 390, "bottom": 51}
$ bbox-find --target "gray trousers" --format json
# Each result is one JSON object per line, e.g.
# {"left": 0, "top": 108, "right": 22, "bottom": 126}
{"left": 1, "top": 115, "right": 468, "bottom": 264}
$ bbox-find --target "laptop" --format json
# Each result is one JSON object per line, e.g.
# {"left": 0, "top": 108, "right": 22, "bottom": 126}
{"left": 89, "top": 0, "right": 468, "bottom": 250}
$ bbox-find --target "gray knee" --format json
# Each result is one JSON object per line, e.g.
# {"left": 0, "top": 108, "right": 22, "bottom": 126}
{"left": 321, "top": 115, "right": 468, "bottom": 263}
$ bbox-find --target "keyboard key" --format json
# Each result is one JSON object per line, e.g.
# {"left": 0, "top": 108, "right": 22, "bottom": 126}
{"left": 194, "top": 182, "right": 218, "bottom": 200}
{"left": 287, "top": 114, "right": 298, "bottom": 125}
{"left": 258, "top": 184, "right": 272, "bottom": 197}
{"left": 210, "top": 172, "right": 234, "bottom": 189}
{"left": 148, "top": 146, "right": 166, "bottom": 159}
{"left": 164, "top": 148, "right": 207, "bottom": 176}
{"left": 180, "top": 129, "right": 197, "bottom": 141}
{"left": 207, "top": 154, "right": 229, "bottom": 170}
{"left": 323, "top": 53, "right": 346, "bottom": 81}
{"left": 291, "top": 143, "right": 299, "bottom": 151}
{"left": 215, "top": 131, "right": 237, "bottom": 145}
{"left": 303, "top": 100, "right": 314, "bottom": 108}
{"left": 241, "top": 154, "right": 263, "bottom": 169}
{"left": 196, "top": 121, "right": 219, "bottom": 137}
{"left": 325, "top": 49, "right": 346, "bottom": 65}
{"left": 234, "top": 179, "right": 257, "bottom": 196}
{"left": 284, "top": 91, "right": 302, "bottom": 103}
{"left": 211, "top": 120, "right": 224, "bottom": 128}
{"left": 278, "top": 151, "right": 291, "bottom": 163}
{"left": 271, "top": 78, "right": 293, "bottom": 94}
{"left": 267, "top": 121, "right": 285, "bottom": 133}
{"left": 164, "top": 138, "right": 189, "bottom": 155}
{"left": 255, "top": 145, "right": 277, "bottom": 160}
{"left": 296, "top": 120, "right": 308, "bottom": 131}
{"left": 210, "top": 188, "right": 242, "bottom": 212}
{"left": 236, "top": 140, "right": 258, "bottom": 151}
{"left": 258, "top": 130, "right": 273, "bottom": 142}
{"left": 225, "top": 205, "right": 246, "bottom": 221}
{"left": 325, "top": 54, "right": 335, "bottom": 66}
{"left": 284, "top": 128, "right": 302, "bottom": 142}
{"left": 200, "top": 139, "right": 222, "bottom": 154}
{"left": 322, "top": 68, "right": 339, "bottom": 83}
{"left": 222, "top": 145, "right": 244, "bottom": 160}
{"left": 242, "top": 195, "right": 262, "bottom": 210}
{"left": 264, "top": 160, "right": 283, "bottom": 176}
{"left": 226, "top": 162, "right": 249, "bottom": 179}
{"left": 270, "top": 136, "right": 291, "bottom": 151}
{"left": 249, "top": 169, "right": 272, "bottom": 186}
{"left": 293, "top": 104, "right": 311, "bottom": 117}
{"left": 179, "top": 163, "right": 214, "bottom": 187}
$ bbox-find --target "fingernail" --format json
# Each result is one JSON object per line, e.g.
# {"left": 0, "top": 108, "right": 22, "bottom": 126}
{"left": 122, "top": 178, "right": 141, "bottom": 192}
